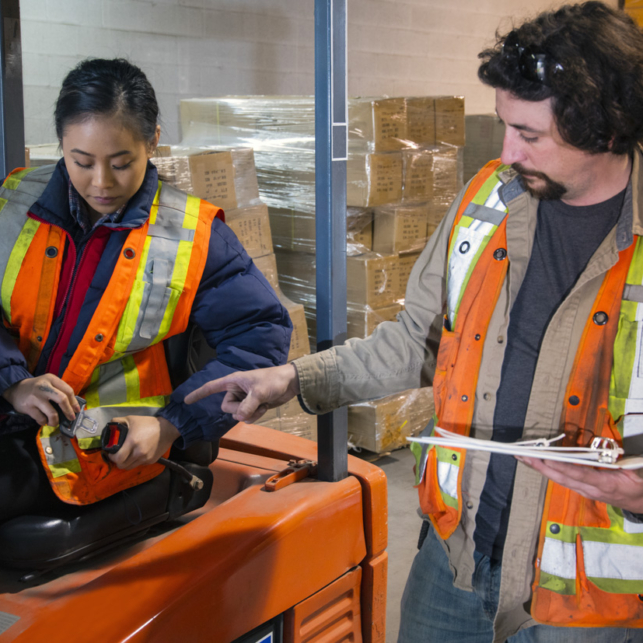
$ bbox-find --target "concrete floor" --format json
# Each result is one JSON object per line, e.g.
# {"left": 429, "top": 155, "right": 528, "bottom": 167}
{"left": 358, "top": 446, "right": 423, "bottom": 642}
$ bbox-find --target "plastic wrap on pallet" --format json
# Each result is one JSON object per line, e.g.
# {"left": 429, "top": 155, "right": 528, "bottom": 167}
{"left": 348, "top": 96, "right": 465, "bottom": 152}
{"left": 348, "top": 387, "right": 435, "bottom": 454}
{"left": 269, "top": 206, "right": 373, "bottom": 256}
{"left": 180, "top": 96, "right": 316, "bottom": 215}
{"left": 428, "top": 144, "right": 464, "bottom": 235}
{"left": 151, "top": 146, "right": 261, "bottom": 211}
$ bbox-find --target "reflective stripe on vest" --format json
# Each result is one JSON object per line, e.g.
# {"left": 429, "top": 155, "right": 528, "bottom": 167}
{"left": 530, "top": 237, "right": 643, "bottom": 626}
{"left": 412, "top": 160, "right": 509, "bottom": 534}
{"left": 0, "top": 166, "right": 218, "bottom": 505}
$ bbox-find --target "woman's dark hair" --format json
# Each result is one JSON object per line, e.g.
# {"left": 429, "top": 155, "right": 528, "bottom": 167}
{"left": 478, "top": 2, "right": 643, "bottom": 155}
{"left": 55, "top": 58, "right": 159, "bottom": 143}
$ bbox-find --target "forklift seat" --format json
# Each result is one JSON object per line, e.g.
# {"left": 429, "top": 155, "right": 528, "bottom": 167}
{"left": 0, "top": 325, "right": 219, "bottom": 572}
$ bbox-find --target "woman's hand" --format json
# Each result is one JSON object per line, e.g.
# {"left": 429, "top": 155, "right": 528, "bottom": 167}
{"left": 2, "top": 374, "right": 81, "bottom": 426}
{"left": 107, "top": 415, "right": 181, "bottom": 470}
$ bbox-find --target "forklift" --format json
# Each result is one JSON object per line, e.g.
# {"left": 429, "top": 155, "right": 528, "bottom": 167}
{"left": 0, "top": 1, "right": 388, "bottom": 641}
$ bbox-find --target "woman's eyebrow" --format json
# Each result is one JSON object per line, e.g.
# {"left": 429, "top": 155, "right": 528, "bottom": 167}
{"left": 70, "top": 148, "right": 131, "bottom": 158}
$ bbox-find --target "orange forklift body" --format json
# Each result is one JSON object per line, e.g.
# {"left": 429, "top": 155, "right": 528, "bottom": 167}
{"left": 0, "top": 423, "right": 388, "bottom": 643}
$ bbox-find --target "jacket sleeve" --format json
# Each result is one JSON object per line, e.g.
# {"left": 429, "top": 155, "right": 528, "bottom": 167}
{"left": 294, "top": 186, "right": 467, "bottom": 415}
{"left": 0, "top": 318, "right": 32, "bottom": 395}
{"left": 158, "top": 217, "right": 292, "bottom": 446}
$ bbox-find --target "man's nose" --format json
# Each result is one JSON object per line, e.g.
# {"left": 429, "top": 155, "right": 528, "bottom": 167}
{"left": 500, "top": 128, "right": 526, "bottom": 166}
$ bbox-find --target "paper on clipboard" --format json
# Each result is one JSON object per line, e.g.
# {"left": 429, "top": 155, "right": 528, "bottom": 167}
{"left": 407, "top": 427, "right": 643, "bottom": 470}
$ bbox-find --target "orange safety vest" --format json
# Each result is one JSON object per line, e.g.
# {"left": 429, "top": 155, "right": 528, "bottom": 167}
{"left": 0, "top": 165, "right": 220, "bottom": 505}
{"left": 411, "top": 159, "right": 643, "bottom": 627}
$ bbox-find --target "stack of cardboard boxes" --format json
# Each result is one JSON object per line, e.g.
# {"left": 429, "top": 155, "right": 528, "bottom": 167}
{"left": 179, "top": 95, "right": 464, "bottom": 453}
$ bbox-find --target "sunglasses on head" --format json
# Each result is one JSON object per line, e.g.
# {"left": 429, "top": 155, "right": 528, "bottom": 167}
{"left": 502, "top": 33, "right": 564, "bottom": 87}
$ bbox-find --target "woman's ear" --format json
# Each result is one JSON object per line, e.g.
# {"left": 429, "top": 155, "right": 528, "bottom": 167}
{"left": 147, "top": 125, "right": 161, "bottom": 158}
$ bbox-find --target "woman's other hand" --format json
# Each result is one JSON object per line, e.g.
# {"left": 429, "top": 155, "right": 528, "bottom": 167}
{"left": 107, "top": 415, "right": 180, "bottom": 470}
{"left": 2, "top": 374, "right": 81, "bottom": 426}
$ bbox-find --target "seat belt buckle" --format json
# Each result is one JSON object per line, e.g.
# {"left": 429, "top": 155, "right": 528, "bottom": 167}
{"left": 55, "top": 396, "right": 99, "bottom": 439}
{"left": 100, "top": 421, "right": 129, "bottom": 454}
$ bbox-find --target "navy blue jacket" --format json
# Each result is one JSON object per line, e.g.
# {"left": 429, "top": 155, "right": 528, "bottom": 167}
{"left": 0, "top": 160, "right": 292, "bottom": 446}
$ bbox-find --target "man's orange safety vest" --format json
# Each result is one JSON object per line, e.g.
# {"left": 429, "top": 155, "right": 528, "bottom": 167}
{"left": 0, "top": 165, "right": 219, "bottom": 505}
{"left": 411, "top": 159, "right": 643, "bottom": 627}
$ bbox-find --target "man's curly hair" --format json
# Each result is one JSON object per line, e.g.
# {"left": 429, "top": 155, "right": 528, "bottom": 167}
{"left": 478, "top": 2, "right": 643, "bottom": 155}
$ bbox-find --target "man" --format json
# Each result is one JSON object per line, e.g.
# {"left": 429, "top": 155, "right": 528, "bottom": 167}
{"left": 187, "top": 3, "right": 643, "bottom": 641}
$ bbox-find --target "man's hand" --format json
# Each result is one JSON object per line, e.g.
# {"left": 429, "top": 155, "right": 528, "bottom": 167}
{"left": 107, "top": 416, "right": 180, "bottom": 470}
{"left": 184, "top": 363, "right": 301, "bottom": 423}
{"left": 2, "top": 374, "right": 81, "bottom": 426}
{"left": 516, "top": 456, "right": 643, "bottom": 514}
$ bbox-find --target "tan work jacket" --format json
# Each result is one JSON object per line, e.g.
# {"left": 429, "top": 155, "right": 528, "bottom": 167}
{"left": 294, "top": 150, "right": 643, "bottom": 641}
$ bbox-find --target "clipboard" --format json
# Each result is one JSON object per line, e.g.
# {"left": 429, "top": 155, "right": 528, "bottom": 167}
{"left": 408, "top": 427, "right": 643, "bottom": 470}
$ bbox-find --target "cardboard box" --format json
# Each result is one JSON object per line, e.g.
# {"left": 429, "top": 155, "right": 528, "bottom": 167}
{"left": 347, "top": 207, "right": 373, "bottom": 255}
{"left": 347, "top": 252, "right": 402, "bottom": 308}
{"left": 279, "top": 289, "right": 311, "bottom": 361}
{"left": 257, "top": 412, "right": 317, "bottom": 441}
{"left": 347, "top": 302, "right": 402, "bottom": 339}
{"left": 464, "top": 114, "right": 505, "bottom": 182}
{"left": 226, "top": 203, "right": 273, "bottom": 259}
{"left": 347, "top": 152, "right": 403, "bottom": 207}
{"left": 270, "top": 207, "right": 372, "bottom": 256}
{"left": 151, "top": 148, "right": 260, "bottom": 211}
{"left": 402, "top": 148, "right": 434, "bottom": 203}
{"left": 348, "top": 97, "right": 408, "bottom": 152}
{"left": 253, "top": 252, "right": 279, "bottom": 290}
{"left": 373, "top": 204, "right": 429, "bottom": 255}
{"left": 348, "top": 387, "right": 435, "bottom": 453}
{"left": 435, "top": 96, "right": 465, "bottom": 147}
{"left": 406, "top": 97, "right": 436, "bottom": 147}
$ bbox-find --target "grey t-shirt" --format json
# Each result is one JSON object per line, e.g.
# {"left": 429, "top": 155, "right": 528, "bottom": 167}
{"left": 474, "top": 188, "right": 625, "bottom": 560}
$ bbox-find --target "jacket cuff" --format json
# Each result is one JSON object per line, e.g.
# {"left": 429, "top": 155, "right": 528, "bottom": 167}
{"left": 157, "top": 399, "right": 205, "bottom": 449}
{"left": 0, "top": 365, "right": 32, "bottom": 397}
{"left": 293, "top": 350, "right": 340, "bottom": 415}
{"left": 623, "top": 509, "right": 643, "bottom": 524}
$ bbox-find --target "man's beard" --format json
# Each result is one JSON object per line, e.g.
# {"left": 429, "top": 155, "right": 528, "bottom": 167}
{"left": 512, "top": 163, "right": 567, "bottom": 201}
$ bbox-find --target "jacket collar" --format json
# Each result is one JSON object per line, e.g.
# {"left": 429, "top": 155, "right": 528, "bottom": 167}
{"left": 29, "top": 158, "right": 159, "bottom": 231}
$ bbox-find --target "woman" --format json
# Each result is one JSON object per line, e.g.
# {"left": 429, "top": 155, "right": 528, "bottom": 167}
{"left": 0, "top": 58, "right": 291, "bottom": 519}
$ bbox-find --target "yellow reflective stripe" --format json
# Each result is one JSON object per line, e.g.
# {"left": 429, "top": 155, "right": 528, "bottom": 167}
{"left": 470, "top": 168, "right": 505, "bottom": 205}
{"left": 77, "top": 437, "right": 101, "bottom": 449}
{"left": 122, "top": 355, "right": 141, "bottom": 402}
{"left": 609, "top": 237, "right": 643, "bottom": 429}
{"left": 1, "top": 218, "right": 40, "bottom": 325}
{"left": 0, "top": 197, "right": 7, "bottom": 212}
{"left": 148, "top": 182, "right": 162, "bottom": 225}
{"left": 183, "top": 193, "right": 200, "bottom": 230}
{"left": 115, "top": 235, "right": 153, "bottom": 350}
{"left": 48, "top": 459, "right": 82, "bottom": 478}
{"left": 84, "top": 367, "right": 101, "bottom": 409}
{"left": 40, "top": 423, "right": 59, "bottom": 438}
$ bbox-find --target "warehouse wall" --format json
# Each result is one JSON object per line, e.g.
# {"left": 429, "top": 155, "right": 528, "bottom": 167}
{"left": 20, "top": 0, "right": 617, "bottom": 145}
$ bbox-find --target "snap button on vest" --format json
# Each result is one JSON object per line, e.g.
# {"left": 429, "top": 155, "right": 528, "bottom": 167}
{"left": 550, "top": 523, "right": 561, "bottom": 534}
{"left": 461, "top": 395, "right": 468, "bottom": 402}
{"left": 484, "top": 393, "right": 491, "bottom": 401}
{"left": 569, "top": 395, "right": 580, "bottom": 406}
{"left": 593, "top": 311, "right": 608, "bottom": 325}
{"left": 95, "top": 333, "right": 104, "bottom": 342}
{"left": 459, "top": 241, "right": 470, "bottom": 254}
{"left": 452, "top": 454, "right": 458, "bottom": 461}
{"left": 123, "top": 247, "right": 136, "bottom": 259}
{"left": 475, "top": 334, "right": 481, "bottom": 340}
{"left": 45, "top": 246, "right": 58, "bottom": 258}
{"left": 493, "top": 248, "right": 507, "bottom": 260}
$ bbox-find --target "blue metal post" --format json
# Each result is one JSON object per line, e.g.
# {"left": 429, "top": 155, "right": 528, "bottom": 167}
{"left": 0, "top": 0, "right": 24, "bottom": 178}
{"left": 314, "top": 0, "right": 348, "bottom": 482}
